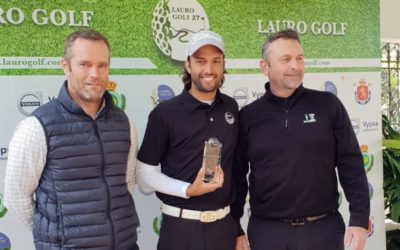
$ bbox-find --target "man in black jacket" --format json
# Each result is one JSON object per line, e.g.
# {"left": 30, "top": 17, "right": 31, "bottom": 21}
{"left": 232, "top": 29, "right": 369, "bottom": 250}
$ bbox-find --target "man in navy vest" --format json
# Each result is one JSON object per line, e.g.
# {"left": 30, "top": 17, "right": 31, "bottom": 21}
{"left": 4, "top": 29, "right": 140, "bottom": 250}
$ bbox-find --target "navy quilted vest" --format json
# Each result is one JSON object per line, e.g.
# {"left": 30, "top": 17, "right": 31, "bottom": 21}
{"left": 31, "top": 82, "right": 139, "bottom": 250}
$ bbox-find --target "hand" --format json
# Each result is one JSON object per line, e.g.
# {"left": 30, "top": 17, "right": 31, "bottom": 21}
{"left": 235, "top": 235, "right": 250, "bottom": 250}
{"left": 186, "top": 165, "right": 224, "bottom": 197}
{"left": 345, "top": 226, "right": 367, "bottom": 250}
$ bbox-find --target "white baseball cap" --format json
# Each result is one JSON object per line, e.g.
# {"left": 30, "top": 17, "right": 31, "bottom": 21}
{"left": 186, "top": 30, "right": 225, "bottom": 57}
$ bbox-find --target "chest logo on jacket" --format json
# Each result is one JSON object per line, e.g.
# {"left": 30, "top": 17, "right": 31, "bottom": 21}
{"left": 225, "top": 112, "right": 234, "bottom": 125}
{"left": 303, "top": 113, "right": 316, "bottom": 123}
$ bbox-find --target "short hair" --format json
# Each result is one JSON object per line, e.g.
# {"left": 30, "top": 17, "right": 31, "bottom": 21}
{"left": 261, "top": 29, "right": 301, "bottom": 61}
{"left": 181, "top": 57, "right": 226, "bottom": 90}
{"left": 63, "top": 29, "right": 110, "bottom": 62}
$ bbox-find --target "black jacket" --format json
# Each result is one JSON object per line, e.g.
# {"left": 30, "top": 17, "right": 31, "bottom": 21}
{"left": 231, "top": 82, "right": 369, "bottom": 231}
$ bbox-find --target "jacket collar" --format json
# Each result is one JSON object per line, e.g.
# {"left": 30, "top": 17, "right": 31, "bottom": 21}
{"left": 58, "top": 80, "right": 114, "bottom": 118}
{"left": 263, "top": 82, "right": 305, "bottom": 106}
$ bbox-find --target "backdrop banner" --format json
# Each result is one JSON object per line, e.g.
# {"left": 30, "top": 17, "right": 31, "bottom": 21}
{"left": 0, "top": 1, "right": 383, "bottom": 249}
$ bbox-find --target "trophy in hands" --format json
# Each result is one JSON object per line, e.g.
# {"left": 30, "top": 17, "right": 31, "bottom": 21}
{"left": 202, "top": 137, "right": 222, "bottom": 183}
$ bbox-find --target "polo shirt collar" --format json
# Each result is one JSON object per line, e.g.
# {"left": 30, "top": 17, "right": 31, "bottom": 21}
{"left": 181, "top": 88, "right": 223, "bottom": 112}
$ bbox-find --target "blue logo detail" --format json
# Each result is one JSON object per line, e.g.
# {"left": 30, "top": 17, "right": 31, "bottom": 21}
{"left": 0, "top": 232, "right": 11, "bottom": 250}
{"left": 151, "top": 84, "right": 175, "bottom": 106}
{"left": 322, "top": 81, "right": 337, "bottom": 95}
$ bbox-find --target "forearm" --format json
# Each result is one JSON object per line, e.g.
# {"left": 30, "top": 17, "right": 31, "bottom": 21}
{"left": 136, "top": 160, "right": 190, "bottom": 198}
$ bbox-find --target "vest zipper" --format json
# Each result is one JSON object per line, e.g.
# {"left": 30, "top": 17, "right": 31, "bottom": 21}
{"left": 93, "top": 121, "right": 116, "bottom": 250}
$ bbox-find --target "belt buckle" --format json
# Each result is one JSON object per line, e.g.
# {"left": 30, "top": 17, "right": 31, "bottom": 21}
{"left": 290, "top": 217, "right": 306, "bottom": 226}
{"left": 200, "top": 211, "right": 217, "bottom": 223}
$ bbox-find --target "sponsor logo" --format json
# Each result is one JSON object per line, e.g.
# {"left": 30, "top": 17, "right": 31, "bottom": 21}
{"left": 354, "top": 79, "right": 371, "bottom": 105}
{"left": 351, "top": 118, "right": 360, "bottom": 134}
{"left": 321, "top": 80, "right": 337, "bottom": 96}
{"left": 303, "top": 113, "right": 316, "bottom": 123}
{"left": 151, "top": 84, "right": 175, "bottom": 107}
{"left": 107, "top": 81, "right": 126, "bottom": 111}
{"left": 138, "top": 186, "right": 155, "bottom": 196}
{"left": 338, "top": 191, "right": 343, "bottom": 206}
{"left": 17, "top": 91, "right": 43, "bottom": 116}
{"left": 251, "top": 91, "right": 264, "bottom": 100}
{"left": 360, "top": 144, "right": 374, "bottom": 173}
{"left": 153, "top": 214, "right": 162, "bottom": 236}
{"left": 225, "top": 112, "right": 234, "bottom": 125}
{"left": 362, "top": 120, "right": 379, "bottom": 132}
{"left": 368, "top": 183, "right": 373, "bottom": 200}
{"left": 48, "top": 96, "right": 56, "bottom": 102}
{"left": 0, "top": 193, "right": 7, "bottom": 218}
{"left": 0, "top": 232, "right": 11, "bottom": 250}
{"left": 232, "top": 88, "right": 248, "bottom": 108}
{"left": 152, "top": 0, "right": 209, "bottom": 61}
{"left": 0, "top": 148, "right": 8, "bottom": 160}
{"left": 367, "top": 217, "right": 374, "bottom": 238}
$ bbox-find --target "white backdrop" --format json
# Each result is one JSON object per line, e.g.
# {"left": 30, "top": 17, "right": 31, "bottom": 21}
{"left": 0, "top": 71, "right": 384, "bottom": 249}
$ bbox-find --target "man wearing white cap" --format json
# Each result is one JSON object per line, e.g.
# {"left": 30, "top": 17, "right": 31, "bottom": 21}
{"left": 137, "top": 30, "right": 239, "bottom": 250}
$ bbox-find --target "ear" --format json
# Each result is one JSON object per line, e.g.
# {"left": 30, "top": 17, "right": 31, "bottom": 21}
{"left": 61, "top": 58, "right": 70, "bottom": 76}
{"left": 259, "top": 59, "right": 269, "bottom": 77}
{"left": 185, "top": 60, "right": 191, "bottom": 74}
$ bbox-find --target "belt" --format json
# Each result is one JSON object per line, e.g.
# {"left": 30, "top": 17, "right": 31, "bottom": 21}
{"left": 280, "top": 213, "right": 330, "bottom": 226}
{"left": 161, "top": 203, "right": 230, "bottom": 223}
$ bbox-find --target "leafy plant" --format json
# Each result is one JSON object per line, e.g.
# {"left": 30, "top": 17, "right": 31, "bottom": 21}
{"left": 383, "top": 114, "right": 400, "bottom": 249}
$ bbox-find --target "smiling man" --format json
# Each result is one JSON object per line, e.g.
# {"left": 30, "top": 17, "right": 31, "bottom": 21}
{"left": 232, "top": 29, "right": 370, "bottom": 250}
{"left": 4, "top": 29, "right": 140, "bottom": 250}
{"left": 137, "top": 30, "right": 239, "bottom": 250}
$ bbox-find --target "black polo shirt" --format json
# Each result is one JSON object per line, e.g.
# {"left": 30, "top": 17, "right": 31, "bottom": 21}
{"left": 138, "top": 89, "right": 239, "bottom": 210}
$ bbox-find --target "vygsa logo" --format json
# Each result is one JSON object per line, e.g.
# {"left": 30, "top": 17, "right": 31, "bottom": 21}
{"left": 360, "top": 144, "right": 374, "bottom": 173}
{"left": 151, "top": 84, "right": 175, "bottom": 107}
{"left": 152, "top": 0, "right": 209, "bottom": 61}
{"left": 17, "top": 91, "right": 43, "bottom": 116}
{"left": 321, "top": 80, "right": 337, "bottom": 96}
{"left": 0, "top": 147, "right": 8, "bottom": 160}
{"left": 251, "top": 90, "right": 264, "bottom": 100}
{"left": 232, "top": 88, "right": 248, "bottom": 108}
{"left": 354, "top": 79, "right": 371, "bottom": 105}
{"left": 351, "top": 118, "right": 360, "bottom": 134}
{"left": 107, "top": 81, "right": 126, "bottom": 110}
{"left": 362, "top": 120, "right": 379, "bottom": 132}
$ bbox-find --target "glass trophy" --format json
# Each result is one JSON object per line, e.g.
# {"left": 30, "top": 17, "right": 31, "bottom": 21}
{"left": 202, "top": 137, "right": 222, "bottom": 182}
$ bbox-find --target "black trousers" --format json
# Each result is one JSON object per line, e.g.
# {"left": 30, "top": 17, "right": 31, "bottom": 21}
{"left": 248, "top": 212, "right": 345, "bottom": 250}
{"left": 157, "top": 213, "right": 237, "bottom": 250}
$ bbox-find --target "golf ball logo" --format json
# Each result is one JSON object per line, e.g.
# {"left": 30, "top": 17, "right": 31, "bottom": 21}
{"left": 152, "top": 0, "right": 209, "bottom": 61}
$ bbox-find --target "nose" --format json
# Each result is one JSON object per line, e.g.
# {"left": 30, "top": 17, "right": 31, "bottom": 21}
{"left": 88, "top": 66, "right": 100, "bottom": 77}
{"left": 289, "top": 59, "right": 302, "bottom": 70}
{"left": 203, "top": 62, "right": 212, "bottom": 73}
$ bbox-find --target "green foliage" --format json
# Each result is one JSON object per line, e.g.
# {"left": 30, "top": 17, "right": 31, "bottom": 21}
{"left": 383, "top": 114, "right": 400, "bottom": 247}
{"left": 387, "top": 229, "right": 400, "bottom": 250}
